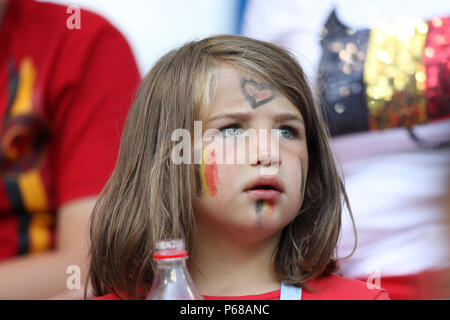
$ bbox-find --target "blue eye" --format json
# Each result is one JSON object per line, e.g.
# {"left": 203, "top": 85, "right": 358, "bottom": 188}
{"left": 220, "top": 124, "right": 244, "bottom": 137}
{"left": 278, "top": 126, "right": 297, "bottom": 139}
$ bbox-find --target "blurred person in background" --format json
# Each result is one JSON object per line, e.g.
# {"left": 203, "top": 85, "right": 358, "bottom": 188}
{"left": 243, "top": 0, "right": 450, "bottom": 299}
{"left": 0, "top": 0, "right": 140, "bottom": 299}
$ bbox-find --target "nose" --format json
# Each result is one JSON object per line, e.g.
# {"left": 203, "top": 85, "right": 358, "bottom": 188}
{"left": 254, "top": 151, "right": 280, "bottom": 167}
{"left": 251, "top": 129, "right": 281, "bottom": 168}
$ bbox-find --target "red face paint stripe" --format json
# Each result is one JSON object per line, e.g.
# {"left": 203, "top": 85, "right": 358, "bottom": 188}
{"left": 203, "top": 150, "right": 218, "bottom": 196}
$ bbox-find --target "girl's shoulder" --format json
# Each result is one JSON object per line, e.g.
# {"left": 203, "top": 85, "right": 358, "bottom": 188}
{"left": 303, "top": 273, "right": 390, "bottom": 300}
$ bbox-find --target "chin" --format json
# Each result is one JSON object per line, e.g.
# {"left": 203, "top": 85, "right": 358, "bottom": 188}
{"left": 232, "top": 216, "right": 285, "bottom": 235}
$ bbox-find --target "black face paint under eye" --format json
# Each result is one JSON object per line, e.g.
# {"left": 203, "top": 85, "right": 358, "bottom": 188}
{"left": 240, "top": 78, "right": 276, "bottom": 108}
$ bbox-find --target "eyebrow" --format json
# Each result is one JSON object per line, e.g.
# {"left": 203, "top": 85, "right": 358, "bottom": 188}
{"left": 208, "top": 112, "right": 305, "bottom": 126}
{"left": 273, "top": 113, "right": 305, "bottom": 125}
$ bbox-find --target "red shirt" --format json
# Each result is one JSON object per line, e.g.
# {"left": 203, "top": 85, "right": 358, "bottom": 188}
{"left": 0, "top": 0, "right": 140, "bottom": 260}
{"left": 94, "top": 274, "right": 390, "bottom": 300}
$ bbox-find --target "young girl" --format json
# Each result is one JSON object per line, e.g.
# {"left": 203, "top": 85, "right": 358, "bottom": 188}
{"left": 89, "top": 35, "right": 389, "bottom": 300}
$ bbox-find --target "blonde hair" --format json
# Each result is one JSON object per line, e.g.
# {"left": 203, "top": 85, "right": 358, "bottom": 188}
{"left": 88, "top": 34, "right": 356, "bottom": 299}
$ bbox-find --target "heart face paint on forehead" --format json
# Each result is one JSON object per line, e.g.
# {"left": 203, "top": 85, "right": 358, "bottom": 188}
{"left": 240, "top": 78, "right": 276, "bottom": 108}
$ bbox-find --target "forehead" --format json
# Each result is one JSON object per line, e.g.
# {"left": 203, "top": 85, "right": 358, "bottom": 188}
{"left": 208, "top": 66, "right": 302, "bottom": 119}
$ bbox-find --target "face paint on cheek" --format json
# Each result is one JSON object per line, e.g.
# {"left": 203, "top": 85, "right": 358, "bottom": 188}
{"left": 194, "top": 164, "right": 203, "bottom": 197}
{"left": 198, "top": 148, "right": 219, "bottom": 197}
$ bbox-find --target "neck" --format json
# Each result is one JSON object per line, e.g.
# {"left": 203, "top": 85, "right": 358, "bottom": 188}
{"left": 189, "top": 225, "right": 282, "bottom": 297}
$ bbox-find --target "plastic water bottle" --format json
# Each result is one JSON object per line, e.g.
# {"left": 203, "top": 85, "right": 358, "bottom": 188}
{"left": 146, "top": 239, "right": 203, "bottom": 300}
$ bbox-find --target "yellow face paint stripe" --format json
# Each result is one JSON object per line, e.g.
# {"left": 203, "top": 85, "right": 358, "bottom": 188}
{"left": 364, "top": 18, "right": 429, "bottom": 130}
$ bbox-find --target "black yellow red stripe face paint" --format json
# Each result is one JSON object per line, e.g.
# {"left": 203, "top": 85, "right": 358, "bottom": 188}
{"left": 318, "top": 10, "right": 450, "bottom": 137}
{"left": 255, "top": 199, "right": 274, "bottom": 225}
{"left": 2, "top": 57, "right": 52, "bottom": 255}
{"left": 196, "top": 147, "right": 219, "bottom": 198}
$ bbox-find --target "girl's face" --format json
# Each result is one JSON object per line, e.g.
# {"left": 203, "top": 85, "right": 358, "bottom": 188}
{"left": 193, "top": 66, "right": 308, "bottom": 241}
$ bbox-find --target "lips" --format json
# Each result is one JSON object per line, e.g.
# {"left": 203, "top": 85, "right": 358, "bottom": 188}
{"left": 244, "top": 176, "right": 283, "bottom": 200}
